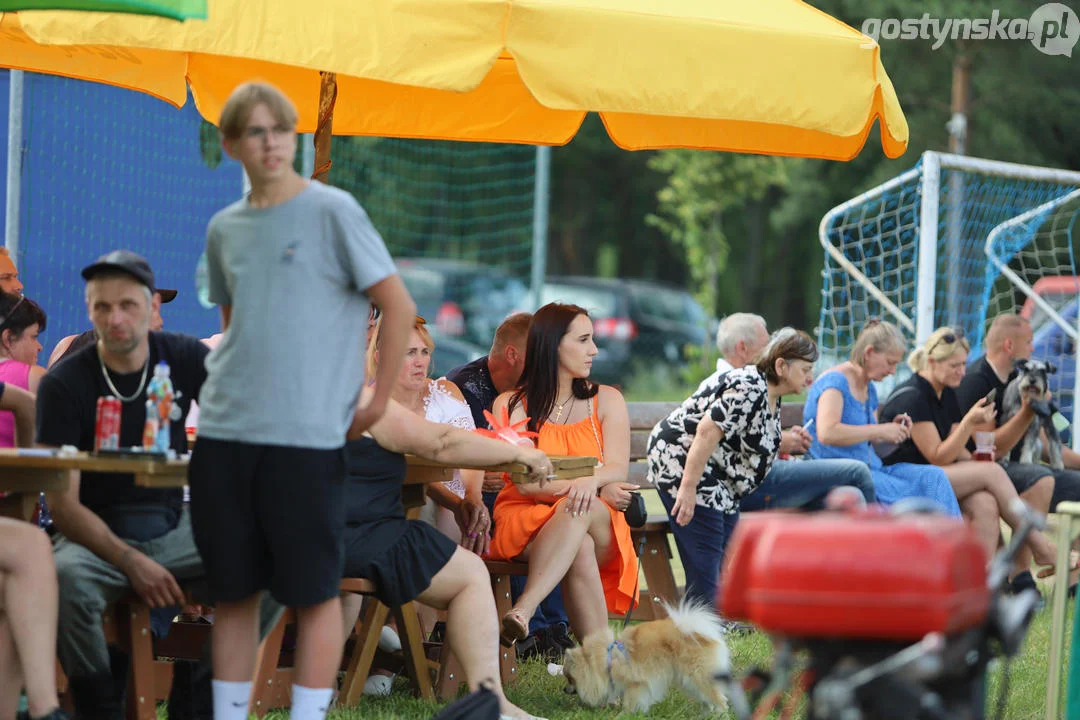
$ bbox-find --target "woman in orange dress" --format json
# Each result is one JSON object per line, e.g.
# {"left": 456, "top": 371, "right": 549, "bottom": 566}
{"left": 489, "top": 303, "right": 639, "bottom": 647}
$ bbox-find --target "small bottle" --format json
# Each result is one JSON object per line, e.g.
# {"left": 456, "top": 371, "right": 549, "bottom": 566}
{"left": 143, "top": 399, "right": 159, "bottom": 450}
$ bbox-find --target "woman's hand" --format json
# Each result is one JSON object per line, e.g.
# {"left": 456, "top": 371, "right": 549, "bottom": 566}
{"left": 599, "top": 481, "right": 638, "bottom": 511}
{"left": 873, "top": 421, "right": 909, "bottom": 444}
{"left": 516, "top": 447, "right": 554, "bottom": 487}
{"left": 454, "top": 493, "right": 491, "bottom": 556}
{"left": 671, "top": 482, "right": 697, "bottom": 526}
{"left": 962, "top": 398, "right": 996, "bottom": 429}
{"left": 554, "top": 476, "right": 599, "bottom": 517}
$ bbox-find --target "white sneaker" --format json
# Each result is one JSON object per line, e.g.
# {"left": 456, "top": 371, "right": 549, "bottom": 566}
{"left": 363, "top": 674, "right": 394, "bottom": 697}
{"left": 378, "top": 625, "right": 402, "bottom": 653}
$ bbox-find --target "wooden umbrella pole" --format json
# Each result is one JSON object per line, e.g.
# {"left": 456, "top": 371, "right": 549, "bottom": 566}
{"left": 312, "top": 71, "right": 337, "bottom": 184}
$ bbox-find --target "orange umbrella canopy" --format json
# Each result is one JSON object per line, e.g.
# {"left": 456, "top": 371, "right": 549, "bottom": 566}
{"left": 10, "top": 0, "right": 908, "bottom": 159}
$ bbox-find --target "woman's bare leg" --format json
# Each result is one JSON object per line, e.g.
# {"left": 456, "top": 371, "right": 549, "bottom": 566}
{"left": 960, "top": 491, "right": 1000, "bottom": 559}
{"left": 558, "top": 534, "right": 610, "bottom": 642}
{"left": 943, "top": 462, "right": 1056, "bottom": 566}
{"left": 417, "top": 549, "right": 537, "bottom": 720}
{"left": 513, "top": 501, "right": 614, "bottom": 621}
{"left": 0, "top": 521, "right": 60, "bottom": 717}
{"left": 0, "top": 612, "right": 22, "bottom": 720}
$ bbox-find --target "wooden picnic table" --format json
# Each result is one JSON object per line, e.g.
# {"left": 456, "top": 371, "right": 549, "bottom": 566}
{"left": 0, "top": 448, "right": 595, "bottom": 519}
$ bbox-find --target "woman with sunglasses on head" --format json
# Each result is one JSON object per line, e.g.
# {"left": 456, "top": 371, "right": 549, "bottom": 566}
{"left": 878, "top": 327, "right": 1062, "bottom": 573}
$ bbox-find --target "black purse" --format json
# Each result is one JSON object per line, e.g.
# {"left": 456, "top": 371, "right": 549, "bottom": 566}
{"left": 623, "top": 490, "right": 648, "bottom": 528}
{"left": 429, "top": 678, "right": 500, "bottom": 720}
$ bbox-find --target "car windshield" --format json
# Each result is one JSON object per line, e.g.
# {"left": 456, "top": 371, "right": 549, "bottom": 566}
{"left": 541, "top": 283, "right": 619, "bottom": 317}
{"left": 633, "top": 287, "right": 696, "bottom": 324}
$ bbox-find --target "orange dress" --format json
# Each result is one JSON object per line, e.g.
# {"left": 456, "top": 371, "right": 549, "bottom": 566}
{"left": 489, "top": 396, "right": 639, "bottom": 615}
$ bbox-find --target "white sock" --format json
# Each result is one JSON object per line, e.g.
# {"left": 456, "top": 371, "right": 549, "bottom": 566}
{"left": 291, "top": 685, "right": 334, "bottom": 720}
{"left": 212, "top": 679, "right": 252, "bottom": 720}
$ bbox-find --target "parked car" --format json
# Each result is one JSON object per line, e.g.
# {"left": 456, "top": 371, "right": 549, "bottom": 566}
{"left": 396, "top": 258, "right": 529, "bottom": 349}
{"left": 539, "top": 276, "right": 712, "bottom": 384}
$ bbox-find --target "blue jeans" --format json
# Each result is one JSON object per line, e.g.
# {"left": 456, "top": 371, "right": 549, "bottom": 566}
{"left": 739, "top": 458, "right": 876, "bottom": 512}
{"left": 658, "top": 488, "right": 738, "bottom": 608}
{"left": 484, "top": 491, "right": 569, "bottom": 632}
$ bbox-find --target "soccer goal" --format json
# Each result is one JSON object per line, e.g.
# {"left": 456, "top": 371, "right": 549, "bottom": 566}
{"left": 817, "top": 152, "right": 1080, "bottom": 429}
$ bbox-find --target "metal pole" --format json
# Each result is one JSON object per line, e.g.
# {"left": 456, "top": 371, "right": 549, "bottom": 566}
{"left": 916, "top": 152, "right": 941, "bottom": 345}
{"left": 530, "top": 146, "right": 551, "bottom": 310}
{"left": 5, "top": 70, "right": 25, "bottom": 256}
{"left": 301, "top": 133, "right": 315, "bottom": 178}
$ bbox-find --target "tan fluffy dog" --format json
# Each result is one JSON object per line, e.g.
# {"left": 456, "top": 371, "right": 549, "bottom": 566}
{"left": 562, "top": 601, "right": 730, "bottom": 714}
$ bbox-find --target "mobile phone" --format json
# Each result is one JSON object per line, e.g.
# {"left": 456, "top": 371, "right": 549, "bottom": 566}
{"left": 983, "top": 388, "right": 997, "bottom": 405}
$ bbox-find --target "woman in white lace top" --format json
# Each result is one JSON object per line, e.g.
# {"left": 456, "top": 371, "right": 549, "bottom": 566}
{"left": 368, "top": 316, "right": 491, "bottom": 554}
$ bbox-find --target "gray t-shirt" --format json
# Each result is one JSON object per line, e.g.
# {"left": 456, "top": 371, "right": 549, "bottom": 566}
{"left": 197, "top": 181, "right": 395, "bottom": 449}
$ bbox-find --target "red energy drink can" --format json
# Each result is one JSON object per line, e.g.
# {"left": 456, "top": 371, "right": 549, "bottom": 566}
{"left": 95, "top": 396, "right": 121, "bottom": 451}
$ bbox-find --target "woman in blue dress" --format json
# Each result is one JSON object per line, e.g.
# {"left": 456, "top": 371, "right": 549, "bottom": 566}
{"left": 804, "top": 320, "right": 962, "bottom": 517}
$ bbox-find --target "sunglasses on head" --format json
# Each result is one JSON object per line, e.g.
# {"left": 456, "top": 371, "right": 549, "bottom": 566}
{"left": 0, "top": 295, "right": 25, "bottom": 332}
{"left": 928, "top": 327, "right": 965, "bottom": 355}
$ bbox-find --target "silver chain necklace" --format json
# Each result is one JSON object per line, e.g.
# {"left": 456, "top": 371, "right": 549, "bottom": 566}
{"left": 97, "top": 345, "right": 149, "bottom": 403}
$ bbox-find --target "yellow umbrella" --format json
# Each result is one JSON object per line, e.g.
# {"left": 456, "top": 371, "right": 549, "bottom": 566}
{"left": 11, "top": 0, "right": 908, "bottom": 161}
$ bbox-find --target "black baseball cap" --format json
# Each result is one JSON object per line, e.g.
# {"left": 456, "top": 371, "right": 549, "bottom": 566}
{"left": 81, "top": 250, "right": 177, "bottom": 303}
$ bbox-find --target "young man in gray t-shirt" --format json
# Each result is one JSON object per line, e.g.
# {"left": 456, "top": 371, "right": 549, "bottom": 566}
{"left": 187, "top": 82, "right": 414, "bottom": 720}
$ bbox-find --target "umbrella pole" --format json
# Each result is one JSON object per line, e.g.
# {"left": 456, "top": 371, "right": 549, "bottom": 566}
{"left": 312, "top": 71, "right": 336, "bottom": 184}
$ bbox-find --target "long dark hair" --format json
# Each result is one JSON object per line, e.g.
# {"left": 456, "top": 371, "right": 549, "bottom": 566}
{"left": 509, "top": 302, "right": 599, "bottom": 433}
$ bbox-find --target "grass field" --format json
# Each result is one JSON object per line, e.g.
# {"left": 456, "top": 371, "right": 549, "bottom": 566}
{"left": 247, "top": 495, "right": 1074, "bottom": 719}
{"left": 299, "top": 506, "right": 1072, "bottom": 719}
{"left": 254, "top": 602, "right": 1067, "bottom": 719}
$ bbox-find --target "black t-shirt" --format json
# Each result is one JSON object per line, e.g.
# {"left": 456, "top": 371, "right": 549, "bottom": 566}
{"left": 878, "top": 374, "right": 963, "bottom": 465}
{"left": 445, "top": 356, "right": 496, "bottom": 430}
{"left": 956, "top": 356, "right": 1009, "bottom": 422}
{"left": 36, "top": 332, "right": 208, "bottom": 535}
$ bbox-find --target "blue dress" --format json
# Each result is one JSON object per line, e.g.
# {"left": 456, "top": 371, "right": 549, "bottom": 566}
{"left": 804, "top": 371, "right": 962, "bottom": 517}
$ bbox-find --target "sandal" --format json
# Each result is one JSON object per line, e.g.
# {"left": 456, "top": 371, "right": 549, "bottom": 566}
{"left": 500, "top": 608, "right": 530, "bottom": 648}
{"left": 1035, "top": 550, "right": 1080, "bottom": 580}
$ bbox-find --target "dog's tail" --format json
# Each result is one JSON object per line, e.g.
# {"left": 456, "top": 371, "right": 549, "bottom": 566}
{"left": 659, "top": 598, "right": 726, "bottom": 644}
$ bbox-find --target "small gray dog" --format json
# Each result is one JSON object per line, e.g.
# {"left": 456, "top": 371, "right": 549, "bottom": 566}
{"left": 1000, "top": 358, "right": 1064, "bottom": 469}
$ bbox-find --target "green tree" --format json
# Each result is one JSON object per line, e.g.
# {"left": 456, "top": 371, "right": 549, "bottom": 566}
{"left": 646, "top": 151, "right": 790, "bottom": 316}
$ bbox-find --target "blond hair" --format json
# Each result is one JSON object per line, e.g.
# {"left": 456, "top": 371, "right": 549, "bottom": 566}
{"left": 985, "top": 314, "right": 1029, "bottom": 352}
{"left": 218, "top": 82, "right": 298, "bottom": 140}
{"left": 851, "top": 320, "right": 907, "bottom": 366}
{"left": 908, "top": 327, "right": 970, "bottom": 372}
{"left": 366, "top": 315, "right": 434, "bottom": 375}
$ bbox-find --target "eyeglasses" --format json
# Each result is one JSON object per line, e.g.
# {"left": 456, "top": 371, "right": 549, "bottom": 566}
{"left": 242, "top": 125, "right": 293, "bottom": 142}
{"left": 928, "top": 327, "right": 965, "bottom": 355}
{"left": 415, "top": 315, "right": 427, "bottom": 326}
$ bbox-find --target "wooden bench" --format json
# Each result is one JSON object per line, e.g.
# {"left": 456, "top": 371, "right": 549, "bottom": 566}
{"left": 623, "top": 400, "right": 806, "bottom": 620}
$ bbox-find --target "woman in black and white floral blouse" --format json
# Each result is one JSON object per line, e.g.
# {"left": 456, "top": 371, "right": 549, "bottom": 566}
{"left": 646, "top": 328, "right": 818, "bottom": 606}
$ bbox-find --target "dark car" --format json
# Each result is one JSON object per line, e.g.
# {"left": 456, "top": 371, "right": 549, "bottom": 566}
{"left": 539, "top": 276, "right": 711, "bottom": 384}
{"left": 427, "top": 328, "right": 487, "bottom": 379}
{"left": 396, "top": 258, "right": 529, "bottom": 350}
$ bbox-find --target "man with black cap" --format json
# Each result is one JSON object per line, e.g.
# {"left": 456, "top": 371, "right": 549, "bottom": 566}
{"left": 47, "top": 271, "right": 178, "bottom": 368}
{"left": 36, "top": 250, "right": 278, "bottom": 720}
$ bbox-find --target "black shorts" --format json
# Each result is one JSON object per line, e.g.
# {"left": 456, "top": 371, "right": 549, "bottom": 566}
{"left": 188, "top": 436, "right": 347, "bottom": 607}
{"left": 1002, "top": 462, "right": 1080, "bottom": 511}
